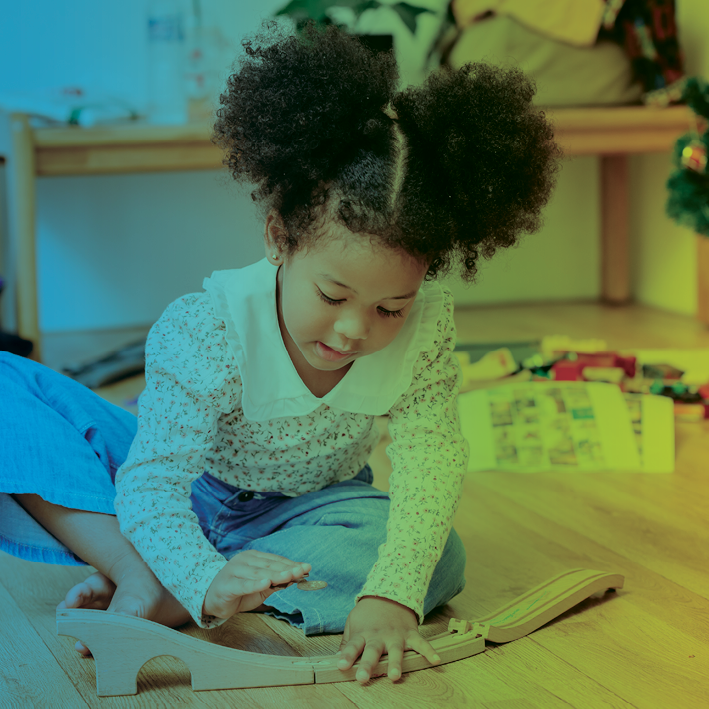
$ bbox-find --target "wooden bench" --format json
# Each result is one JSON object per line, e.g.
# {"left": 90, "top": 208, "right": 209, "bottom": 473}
{"left": 0, "top": 105, "right": 694, "bottom": 361}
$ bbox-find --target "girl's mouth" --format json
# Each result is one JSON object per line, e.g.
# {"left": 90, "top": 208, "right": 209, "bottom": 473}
{"left": 316, "top": 342, "right": 356, "bottom": 361}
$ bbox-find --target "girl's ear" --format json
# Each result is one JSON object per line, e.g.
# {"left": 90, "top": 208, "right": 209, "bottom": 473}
{"left": 263, "top": 210, "right": 286, "bottom": 260}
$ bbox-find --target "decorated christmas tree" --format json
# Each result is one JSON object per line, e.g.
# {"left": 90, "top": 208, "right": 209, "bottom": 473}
{"left": 666, "top": 77, "right": 709, "bottom": 236}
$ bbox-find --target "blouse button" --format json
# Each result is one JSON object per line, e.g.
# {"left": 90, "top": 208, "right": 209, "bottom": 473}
{"left": 237, "top": 491, "right": 254, "bottom": 502}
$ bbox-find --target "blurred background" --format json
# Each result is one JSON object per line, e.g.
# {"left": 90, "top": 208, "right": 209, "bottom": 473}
{"left": 0, "top": 0, "right": 708, "bottom": 374}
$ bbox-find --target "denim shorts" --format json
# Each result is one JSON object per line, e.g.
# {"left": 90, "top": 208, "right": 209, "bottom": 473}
{"left": 0, "top": 352, "right": 467, "bottom": 635}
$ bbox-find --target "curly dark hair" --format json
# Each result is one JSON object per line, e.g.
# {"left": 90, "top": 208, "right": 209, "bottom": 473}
{"left": 212, "top": 19, "right": 562, "bottom": 283}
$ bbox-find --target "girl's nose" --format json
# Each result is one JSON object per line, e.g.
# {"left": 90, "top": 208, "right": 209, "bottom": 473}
{"left": 334, "top": 319, "right": 369, "bottom": 341}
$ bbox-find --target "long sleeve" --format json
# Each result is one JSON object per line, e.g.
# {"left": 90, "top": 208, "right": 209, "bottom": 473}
{"left": 113, "top": 292, "right": 241, "bottom": 628}
{"left": 353, "top": 289, "right": 470, "bottom": 624}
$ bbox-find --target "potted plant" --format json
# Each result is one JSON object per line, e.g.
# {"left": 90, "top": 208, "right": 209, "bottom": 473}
{"left": 275, "top": 0, "right": 436, "bottom": 34}
{"left": 274, "top": 1, "right": 449, "bottom": 85}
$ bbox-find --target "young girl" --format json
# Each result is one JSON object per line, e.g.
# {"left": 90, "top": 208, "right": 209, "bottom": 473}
{"left": 0, "top": 20, "right": 560, "bottom": 685}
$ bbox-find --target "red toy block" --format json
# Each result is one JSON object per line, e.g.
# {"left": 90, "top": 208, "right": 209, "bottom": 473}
{"left": 553, "top": 351, "right": 636, "bottom": 379}
{"left": 552, "top": 360, "right": 586, "bottom": 381}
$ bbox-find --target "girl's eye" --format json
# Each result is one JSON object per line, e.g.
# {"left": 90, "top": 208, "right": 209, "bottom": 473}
{"left": 316, "top": 288, "right": 405, "bottom": 319}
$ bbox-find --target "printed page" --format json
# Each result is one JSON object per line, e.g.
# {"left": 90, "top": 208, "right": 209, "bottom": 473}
{"left": 458, "top": 382, "right": 642, "bottom": 473}
{"left": 622, "top": 393, "right": 675, "bottom": 473}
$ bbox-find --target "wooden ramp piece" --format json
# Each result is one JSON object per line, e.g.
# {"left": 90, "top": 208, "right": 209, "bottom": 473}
{"left": 56, "top": 568, "right": 624, "bottom": 696}
{"left": 469, "top": 568, "right": 625, "bottom": 644}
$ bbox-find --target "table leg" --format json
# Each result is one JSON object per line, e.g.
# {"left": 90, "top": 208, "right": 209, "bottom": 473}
{"left": 9, "top": 113, "right": 41, "bottom": 361}
{"left": 600, "top": 154, "right": 631, "bottom": 305}
{"left": 698, "top": 233, "right": 709, "bottom": 327}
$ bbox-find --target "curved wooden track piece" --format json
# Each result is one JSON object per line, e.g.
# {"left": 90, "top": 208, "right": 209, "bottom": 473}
{"left": 473, "top": 568, "right": 625, "bottom": 643}
{"left": 56, "top": 568, "right": 623, "bottom": 696}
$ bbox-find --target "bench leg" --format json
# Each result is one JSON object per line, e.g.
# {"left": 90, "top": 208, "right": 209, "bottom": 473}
{"left": 9, "top": 113, "right": 41, "bottom": 360}
{"left": 600, "top": 154, "right": 630, "bottom": 305}
{"left": 698, "top": 234, "right": 709, "bottom": 327}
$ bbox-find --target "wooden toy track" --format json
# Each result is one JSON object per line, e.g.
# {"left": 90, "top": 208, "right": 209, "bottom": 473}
{"left": 56, "top": 568, "right": 624, "bottom": 696}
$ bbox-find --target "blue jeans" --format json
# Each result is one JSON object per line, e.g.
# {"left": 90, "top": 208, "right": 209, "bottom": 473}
{"left": 0, "top": 352, "right": 467, "bottom": 635}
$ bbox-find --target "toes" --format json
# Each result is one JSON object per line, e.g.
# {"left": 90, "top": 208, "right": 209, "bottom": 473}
{"left": 65, "top": 583, "right": 106, "bottom": 610}
{"left": 75, "top": 640, "right": 92, "bottom": 657}
{"left": 59, "top": 597, "right": 97, "bottom": 654}
{"left": 63, "top": 583, "right": 89, "bottom": 609}
{"left": 62, "top": 573, "right": 117, "bottom": 611}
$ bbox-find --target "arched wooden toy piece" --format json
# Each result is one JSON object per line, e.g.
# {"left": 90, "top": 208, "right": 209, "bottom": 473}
{"left": 56, "top": 568, "right": 623, "bottom": 696}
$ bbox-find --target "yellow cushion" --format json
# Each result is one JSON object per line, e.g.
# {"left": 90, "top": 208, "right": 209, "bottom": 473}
{"left": 447, "top": 15, "right": 643, "bottom": 107}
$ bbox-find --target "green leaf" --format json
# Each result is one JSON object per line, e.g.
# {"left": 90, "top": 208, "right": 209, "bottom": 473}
{"left": 274, "top": 1, "right": 436, "bottom": 35}
{"left": 276, "top": 0, "right": 382, "bottom": 24}
{"left": 390, "top": 2, "right": 436, "bottom": 34}
{"left": 356, "top": 0, "right": 382, "bottom": 15}
{"left": 274, "top": 0, "right": 332, "bottom": 23}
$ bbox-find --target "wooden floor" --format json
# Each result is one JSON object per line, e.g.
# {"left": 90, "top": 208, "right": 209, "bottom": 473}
{"left": 2, "top": 301, "right": 709, "bottom": 708}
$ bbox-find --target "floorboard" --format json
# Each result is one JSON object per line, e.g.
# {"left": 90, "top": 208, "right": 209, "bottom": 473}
{"left": 2, "top": 302, "right": 708, "bottom": 708}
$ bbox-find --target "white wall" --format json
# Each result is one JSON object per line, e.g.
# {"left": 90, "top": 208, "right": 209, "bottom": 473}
{"left": 442, "top": 156, "right": 599, "bottom": 305}
{"left": 35, "top": 171, "right": 263, "bottom": 331}
{"left": 0, "top": 0, "right": 288, "bottom": 333}
{"left": 449, "top": 0, "right": 709, "bottom": 312}
{"left": 1, "top": 0, "right": 706, "bottom": 333}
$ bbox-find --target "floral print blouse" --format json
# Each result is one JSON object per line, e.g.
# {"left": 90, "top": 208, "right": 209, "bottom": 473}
{"left": 113, "top": 258, "right": 470, "bottom": 628}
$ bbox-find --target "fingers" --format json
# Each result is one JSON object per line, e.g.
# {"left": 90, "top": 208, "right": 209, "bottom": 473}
{"left": 337, "top": 638, "right": 386, "bottom": 684}
{"left": 408, "top": 634, "right": 442, "bottom": 671}
{"left": 337, "top": 637, "right": 366, "bottom": 674}
{"left": 225, "top": 552, "right": 311, "bottom": 588}
{"left": 237, "top": 550, "right": 311, "bottom": 571}
{"left": 244, "top": 564, "right": 310, "bottom": 593}
{"left": 337, "top": 636, "right": 442, "bottom": 684}
{"left": 356, "top": 644, "right": 386, "bottom": 684}
{"left": 240, "top": 565, "right": 307, "bottom": 595}
{"left": 209, "top": 568, "right": 304, "bottom": 618}
{"left": 273, "top": 564, "right": 311, "bottom": 580}
{"left": 386, "top": 645, "right": 404, "bottom": 681}
{"left": 234, "top": 551, "right": 311, "bottom": 579}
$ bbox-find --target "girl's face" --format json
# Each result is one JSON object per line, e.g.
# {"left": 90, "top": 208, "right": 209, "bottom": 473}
{"left": 264, "top": 213, "right": 428, "bottom": 374}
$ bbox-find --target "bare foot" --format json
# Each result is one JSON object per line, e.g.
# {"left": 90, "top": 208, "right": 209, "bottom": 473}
{"left": 57, "top": 570, "right": 116, "bottom": 612}
{"left": 58, "top": 570, "right": 191, "bottom": 656}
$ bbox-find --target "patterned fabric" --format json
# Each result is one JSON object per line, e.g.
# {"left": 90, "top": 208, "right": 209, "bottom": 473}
{"left": 113, "top": 258, "right": 470, "bottom": 628}
{"left": 600, "top": 0, "right": 686, "bottom": 105}
{"left": 449, "top": 0, "right": 685, "bottom": 106}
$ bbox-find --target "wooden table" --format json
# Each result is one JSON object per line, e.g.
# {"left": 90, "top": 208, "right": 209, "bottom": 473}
{"left": 2, "top": 105, "right": 694, "bottom": 361}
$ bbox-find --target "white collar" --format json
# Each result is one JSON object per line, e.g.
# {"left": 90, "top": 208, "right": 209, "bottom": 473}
{"left": 203, "top": 258, "right": 444, "bottom": 421}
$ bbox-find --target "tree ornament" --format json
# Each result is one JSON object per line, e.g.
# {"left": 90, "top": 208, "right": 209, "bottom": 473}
{"left": 681, "top": 140, "right": 708, "bottom": 173}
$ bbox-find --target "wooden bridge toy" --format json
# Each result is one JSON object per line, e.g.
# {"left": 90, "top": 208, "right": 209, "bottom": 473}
{"left": 56, "top": 568, "right": 624, "bottom": 696}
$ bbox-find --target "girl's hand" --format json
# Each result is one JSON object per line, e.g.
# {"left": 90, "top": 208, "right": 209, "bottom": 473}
{"left": 336, "top": 596, "right": 441, "bottom": 683}
{"left": 203, "top": 549, "right": 310, "bottom": 619}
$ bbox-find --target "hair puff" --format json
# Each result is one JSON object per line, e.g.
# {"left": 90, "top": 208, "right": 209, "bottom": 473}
{"left": 212, "top": 19, "right": 563, "bottom": 283}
